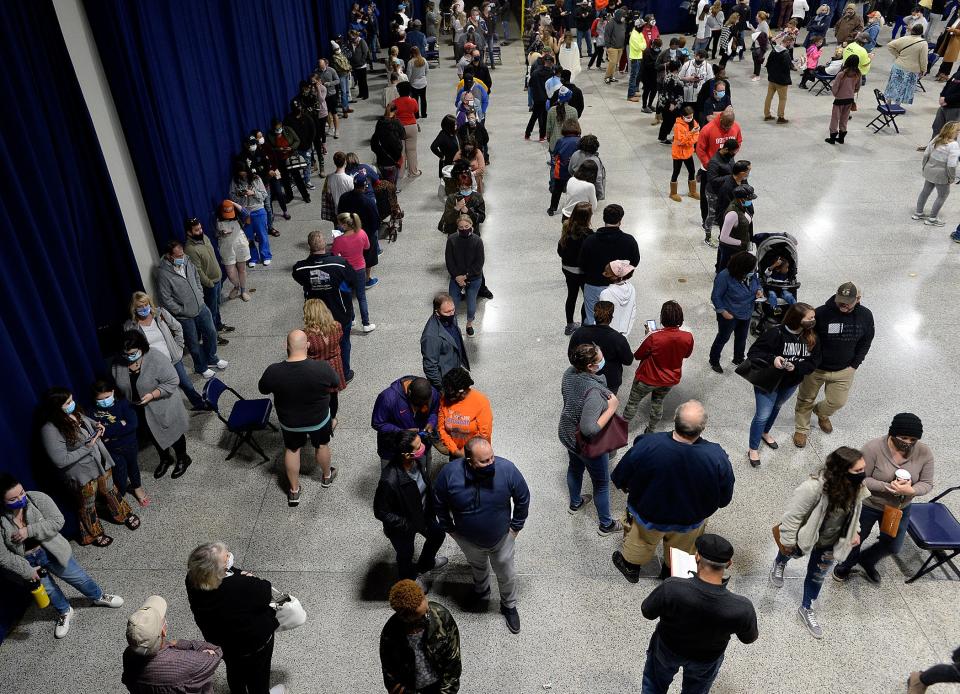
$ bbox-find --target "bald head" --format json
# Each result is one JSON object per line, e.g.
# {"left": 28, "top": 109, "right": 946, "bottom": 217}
{"left": 719, "top": 106, "right": 735, "bottom": 129}
{"left": 674, "top": 400, "right": 707, "bottom": 441}
{"left": 287, "top": 329, "right": 309, "bottom": 358}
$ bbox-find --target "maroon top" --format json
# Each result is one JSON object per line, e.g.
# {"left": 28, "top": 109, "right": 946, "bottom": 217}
{"left": 306, "top": 325, "right": 347, "bottom": 392}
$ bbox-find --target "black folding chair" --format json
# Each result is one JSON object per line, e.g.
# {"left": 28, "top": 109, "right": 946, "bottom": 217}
{"left": 867, "top": 88, "right": 906, "bottom": 134}
{"left": 202, "top": 378, "right": 276, "bottom": 464}
{"left": 811, "top": 69, "right": 835, "bottom": 96}
{"left": 905, "top": 485, "right": 960, "bottom": 583}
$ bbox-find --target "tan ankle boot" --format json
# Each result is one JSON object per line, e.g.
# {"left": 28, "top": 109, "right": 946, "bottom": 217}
{"left": 669, "top": 182, "right": 682, "bottom": 202}
{"left": 688, "top": 180, "right": 700, "bottom": 200}
{"left": 908, "top": 672, "right": 927, "bottom": 694}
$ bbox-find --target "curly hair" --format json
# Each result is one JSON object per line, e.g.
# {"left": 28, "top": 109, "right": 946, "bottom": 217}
{"left": 821, "top": 446, "right": 863, "bottom": 511}
{"left": 388, "top": 579, "right": 425, "bottom": 615}
{"left": 442, "top": 367, "right": 474, "bottom": 402}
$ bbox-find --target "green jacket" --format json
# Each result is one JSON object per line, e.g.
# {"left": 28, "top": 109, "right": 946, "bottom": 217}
{"left": 184, "top": 235, "right": 222, "bottom": 288}
{"left": 628, "top": 28, "right": 647, "bottom": 60}
{"left": 379, "top": 602, "right": 461, "bottom": 693}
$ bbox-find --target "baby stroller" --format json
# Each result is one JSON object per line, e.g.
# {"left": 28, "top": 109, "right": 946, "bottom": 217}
{"left": 374, "top": 179, "right": 403, "bottom": 243}
{"left": 750, "top": 232, "right": 801, "bottom": 336}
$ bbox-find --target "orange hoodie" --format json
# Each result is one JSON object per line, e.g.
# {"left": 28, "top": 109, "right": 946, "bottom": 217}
{"left": 671, "top": 117, "right": 700, "bottom": 160}
{"left": 438, "top": 388, "right": 493, "bottom": 454}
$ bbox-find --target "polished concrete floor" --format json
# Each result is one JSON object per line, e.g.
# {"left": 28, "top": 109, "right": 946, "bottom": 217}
{"left": 4, "top": 27, "right": 960, "bottom": 694}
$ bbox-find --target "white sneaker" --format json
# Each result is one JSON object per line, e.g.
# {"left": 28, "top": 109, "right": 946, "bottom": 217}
{"left": 268, "top": 685, "right": 287, "bottom": 694}
{"left": 55, "top": 607, "right": 74, "bottom": 639}
{"left": 924, "top": 217, "right": 945, "bottom": 226}
{"left": 362, "top": 323, "right": 377, "bottom": 333}
{"left": 213, "top": 360, "right": 229, "bottom": 369}
{"left": 263, "top": 259, "right": 272, "bottom": 266}
{"left": 247, "top": 261, "right": 256, "bottom": 268}
{"left": 911, "top": 212, "right": 927, "bottom": 220}
{"left": 201, "top": 369, "right": 216, "bottom": 379}
{"left": 93, "top": 593, "right": 124, "bottom": 608}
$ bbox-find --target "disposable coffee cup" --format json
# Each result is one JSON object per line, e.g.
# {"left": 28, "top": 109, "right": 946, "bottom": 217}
{"left": 895, "top": 469, "right": 911, "bottom": 483}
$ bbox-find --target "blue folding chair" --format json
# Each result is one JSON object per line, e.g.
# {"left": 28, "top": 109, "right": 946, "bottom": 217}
{"left": 202, "top": 378, "right": 276, "bottom": 464}
{"left": 810, "top": 69, "right": 835, "bottom": 96}
{"left": 905, "top": 485, "right": 960, "bottom": 583}
{"left": 867, "top": 89, "right": 906, "bottom": 134}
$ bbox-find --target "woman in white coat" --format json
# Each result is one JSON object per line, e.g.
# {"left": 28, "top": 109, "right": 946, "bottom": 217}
{"left": 770, "top": 446, "right": 869, "bottom": 640}
{"left": 557, "top": 31, "right": 582, "bottom": 83}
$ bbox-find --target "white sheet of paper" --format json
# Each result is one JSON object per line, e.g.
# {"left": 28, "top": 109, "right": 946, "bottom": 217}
{"left": 670, "top": 547, "right": 698, "bottom": 579}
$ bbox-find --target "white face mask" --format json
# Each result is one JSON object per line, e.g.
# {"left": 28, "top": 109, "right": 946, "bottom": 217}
{"left": 257, "top": 137, "right": 265, "bottom": 145}
{"left": 248, "top": 145, "right": 257, "bottom": 152}
{"left": 226, "top": 552, "right": 235, "bottom": 571}
{"left": 650, "top": 19, "right": 656, "bottom": 26}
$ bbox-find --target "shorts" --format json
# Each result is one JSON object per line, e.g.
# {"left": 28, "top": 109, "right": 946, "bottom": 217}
{"left": 281, "top": 420, "right": 332, "bottom": 451}
{"left": 219, "top": 230, "right": 252, "bottom": 265}
{"left": 325, "top": 95, "right": 339, "bottom": 114}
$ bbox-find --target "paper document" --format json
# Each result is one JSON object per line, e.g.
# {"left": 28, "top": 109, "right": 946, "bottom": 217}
{"left": 670, "top": 547, "right": 698, "bottom": 579}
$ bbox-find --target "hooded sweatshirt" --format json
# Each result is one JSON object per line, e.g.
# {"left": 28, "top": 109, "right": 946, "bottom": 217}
{"left": 599, "top": 281, "right": 637, "bottom": 336}
{"left": 813, "top": 297, "right": 875, "bottom": 371}
{"left": 438, "top": 388, "right": 493, "bottom": 454}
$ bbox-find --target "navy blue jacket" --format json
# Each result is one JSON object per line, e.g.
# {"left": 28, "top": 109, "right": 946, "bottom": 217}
{"left": 433, "top": 456, "right": 530, "bottom": 548}
{"left": 371, "top": 376, "right": 440, "bottom": 459}
{"left": 91, "top": 398, "right": 139, "bottom": 450}
{"left": 611, "top": 432, "right": 735, "bottom": 527}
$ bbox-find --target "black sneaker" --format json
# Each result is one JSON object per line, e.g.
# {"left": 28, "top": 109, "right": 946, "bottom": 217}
{"left": 861, "top": 563, "right": 882, "bottom": 585}
{"left": 568, "top": 493, "right": 593, "bottom": 514}
{"left": 709, "top": 362, "right": 723, "bottom": 374}
{"left": 217, "top": 336, "right": 229, "bottom": 346}
{"left": 154, "top": 459, "right": 172, "bottom": 479}
{"left": 831, "top": 566, "right": 851, "bottom": 583}
{"left": 219, "top": 325, "right": 236, "bottom": 333}
{"left": 612, "top": 551, "right": 640, "bottom": 584}
{"left": 500, "top": 605, "right": 521, "bottom": 634}
{"left": 478, "top": 287, "right": 494, "bottom": 300}
{"left": 287, "top": 487, "right": 301, "bottom": 507}
{"left": 170, "top": 455, "right": 192, "bottom": 479}
{"left": 321, "top": 467, "right": 338, "bottom": 488}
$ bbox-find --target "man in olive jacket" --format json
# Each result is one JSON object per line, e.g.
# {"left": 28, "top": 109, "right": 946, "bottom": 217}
{"left": 183, "top": 219, "right": 229, "bottom": 338}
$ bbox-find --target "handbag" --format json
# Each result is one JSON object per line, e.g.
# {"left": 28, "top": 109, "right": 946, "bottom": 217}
{"left": 271, "top": 589, "right": 307, "bottom": 631}
{"left": 734, "top": 358, "right": 784, "bottom": 394}
{"left": 880, "top": 503, "right": 903, "bottom": 538}
{"left": 287, "top": 153, "right": 308, "bottom": 171}
{"left": 772, "top": 524, "right": 792, "bottom": 555}
{"left": 575, "top": 388, "right": 629, "bottom": 457}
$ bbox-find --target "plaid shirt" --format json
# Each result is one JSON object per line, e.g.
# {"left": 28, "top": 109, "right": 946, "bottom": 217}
{"left": 122, "top": 640, "right": 222, "bottom": 694}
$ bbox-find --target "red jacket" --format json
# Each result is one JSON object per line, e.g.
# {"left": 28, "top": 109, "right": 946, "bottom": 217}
{"left": 694, "top": 119, "right": 743, "bottom": 168}
{"left": 633, "top": 327, "right": 694, "bottom": 387}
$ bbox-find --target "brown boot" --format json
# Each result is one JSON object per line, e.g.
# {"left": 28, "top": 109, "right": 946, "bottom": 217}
{"left": 669, "top": 182, "right": 682, "bottom": 202}
{"left": 793, "top": 432, "right": 807, "bottom": 448}
{"left": 908, "top": 672, "right": 927, "bottom": 694}
{"left": 687, "top": 180, "right": 700, "bottom": 200}
{"left": 817, "top": 415, "right": 833, "bottom": 433}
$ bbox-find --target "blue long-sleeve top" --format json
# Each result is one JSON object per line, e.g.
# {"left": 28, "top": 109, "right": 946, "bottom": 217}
{"left": 91, "top": 398, "right": 139, "bottom": 449}
{"left": 711, "top": 269, "right": 760, "bottom": 320}
{"left": 433, "top": 456, "right": 530, "bottom": 548}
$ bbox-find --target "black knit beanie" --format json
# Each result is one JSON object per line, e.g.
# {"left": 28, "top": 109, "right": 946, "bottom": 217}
{"left": 889, "top": 413, "right": 923, "bottom": 439}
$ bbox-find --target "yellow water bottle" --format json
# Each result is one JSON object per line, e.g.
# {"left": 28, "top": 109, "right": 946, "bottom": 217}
{"left": 30, "top": 569, "right": 50, "bottom": 609}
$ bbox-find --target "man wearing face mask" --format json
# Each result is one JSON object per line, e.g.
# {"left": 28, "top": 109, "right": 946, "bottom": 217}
{"left": 793, "top": 282, "right": 875, "bottom": 449}
{"left": 421, "top": 292, "right": 470, "bottom": 389}
{"left": 375, "top": 431, "right": 449, "bottom": 582}
{"left": 372, "top": 376, "right": 440, "bottom": 467}
{"left": 183, "top": 219, "right": 229, "bottom": 345}
{"left": 155, "top": 240, "right": 227, "bottom": 377}
{"left": 433, "top": 437, "right": 530, "bottom": 634}
{"left": 380, "top": 579, "right": 461, "bottom": 693}
{"left": 603, "top": 8, "right": 627, "bottom": 83}
{"left": 346, "top": 30, "right": 370, "bottom": 101}
{"left": 832, "top": 413, "right": 936, "bottom": 585}
{"left": 284, "top": 99, "right": 316, "bottom": 190}
{"left": 440, "top": 167, "right": 486, "bottom": 234}
{"left": 445, "top": 216, "right": 485, "bottom": 337}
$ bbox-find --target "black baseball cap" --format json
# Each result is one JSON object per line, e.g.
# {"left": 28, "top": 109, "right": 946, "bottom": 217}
{"left": 696, "top": 534, "right": 734, "bottom": 563}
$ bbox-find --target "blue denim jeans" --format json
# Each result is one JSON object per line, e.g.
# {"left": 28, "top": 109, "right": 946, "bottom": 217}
{"left": 180, "top": 306, "right": 220, "bottom": 374}
{"left": 299, "top": 149, "right": 313, "bottom": 184}
{"left": 577, "top": 30, "right": 593, "bottom": 58}
{"left": 767, "top": 289, "right": 796, "bottom": 308}
{"left": 583, "top": 283, "right": 606, "bottom": 325}
{"left": 246, "top": 208, "right": 271, "bottom": 263}
{"left": 25, "top": 548, "right": 102, "bottom": 615}
{"left": 339, "top": 319, "right": 352, "bottom": 374}
{"left": 776, "top": 546, "right": 835, "bottom": 609}
{"left": 350, "top": 267, "right": 371, "bottom": 325}
{"left": 836, "top": 503, "right": 913, "bottom": 574}
{"left": 339, "top": 75, "right": 351, "bottom": 113}
{"left": 749, "top": 384, "right": 799, "bottom": 449}
{"left": 202, "top": 280, "right": 223, "bottom": 330}
{"left": 567, "top": 449, "right": 613, "bottom": 527}
{"left": 709, "top": 314, "right": 750, "bottom": 364}
{"left": 173, "top": 359, "right": 204, "bottom": 407}
{"left": 449, "top": 275, "right": 482, "bottom": 322}
{"left": 486, "top": 36, "right": 496, "bottom": 67}
{"left": 642, "top": 631, "right": 724, "bottom": 694}
{"left": 628, "top": 59, "right": 643, "bottom": 98}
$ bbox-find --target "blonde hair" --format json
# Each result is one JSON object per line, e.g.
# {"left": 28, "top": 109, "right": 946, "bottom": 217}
{"left": 186, "top": 542, "right": 227, "bottom": 591}
{"left": 410, "top": 46, "right": 426, "bottom": 68}
{"left": 725, "top": 12, "right": 739, "bottom": 26}
{"left": 934, "top": 121, "right": 960, "bottom": 148}
{"left": 389, "top": 45, "right": 399, "bottom": 58}
{"left": 303, "top": 298, "right": 339, "bottom": 337}
{"left": 130, "top": 291, "right": 156, "bottom": 320}
{"left": 757, "top": 10, "right": 769, "bottom": 21}
{"left": 336, "top": 212, "right": 362, "bottom": 232}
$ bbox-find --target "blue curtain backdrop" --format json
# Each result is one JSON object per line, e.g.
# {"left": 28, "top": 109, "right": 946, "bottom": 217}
{"left": 0, "top": 0, "right": 143, "bottom": 641}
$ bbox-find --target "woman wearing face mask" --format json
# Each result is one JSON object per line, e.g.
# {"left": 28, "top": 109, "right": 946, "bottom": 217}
{"left": 243, "top": 131, "right": 289, "bottom": 230}
{"left": 393, "top": 81, "right": 422, "bottom": 178}
{"left": 215, "top": 200, "right": 253, "bottom": 301}
{"left": 559, "top": 342, "right": 623, "bottom": 536}
{"left": 112, "top": 330, "right": 191, "bottom": 480}
{"left": 453, "top": 139, "right": 486, "bottom": 193}
{"left": 440, "top": 166, "right": 485, "bottom": 233}
{"left": 230, "top": 163, "right": 271, "bottom": 268}
{"left": 91, "top": 376, "right": 147, "bottom": 507}
{"left": 374, "top": 431, "right": 449, "bottom": 581}
{"left": 669, "top": 106, "right": 700, "bottom": 202}
{"left": 39, "top": 388, "right": 138, "bottom": 548}
{"left": 437, "top": 367, "right": 493, "bottom": 460}
{"left": 770, "top": 446, "right": 870, "bottom": 639}
{"left": 547, "top": 118, "right": 582, "bottom": 216}
{"left": 266, "top": 118, "right": 311, "bottom": 204}
{"left": 446, "top": 214, "right": 485, "bottom": 337}
{"left": 0, "top": 473, "right": 125, "bottom": 639}
{"left": 745, "top": 302, "right": 821, "bottom": 467}
{"left": 833, "top": 413, "right": 935, "bottom": 584}
{"left": 185, "top": 542, "right": 281, "bottom": 694}
{"left": 709, "top": 251, "right": 762, "bottom": 373}
{"left": 430, "top": 114, "right": 460, "bottom": 180}
{"left": 124, "top": 291, "right": 207, "bottom": 410}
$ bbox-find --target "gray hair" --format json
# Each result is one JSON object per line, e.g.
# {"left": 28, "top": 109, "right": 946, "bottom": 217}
{"left": 186, "top": 542, "right": 228, "bottom": 591}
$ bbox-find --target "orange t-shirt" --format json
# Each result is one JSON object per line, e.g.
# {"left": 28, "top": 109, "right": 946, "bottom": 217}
{"left": 438, "top": 388, "right": 493, "bottom": 454}
{"left": 393, "top": 96, "right": 420, "bottom": 126}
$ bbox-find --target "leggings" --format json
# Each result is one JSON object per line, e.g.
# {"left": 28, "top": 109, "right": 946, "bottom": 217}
{"left": 658, "top": 112, "right": 676, "bottom": 141}
{"left": 710, "top": 31, "right": 721, "bottom": 57}
{"left": 549, "top": 178, "right": 567, "bottom": 212}
{"left": 588, "top": 43, "right": 604, "bottom": 68}
{"left": 916, "top": 180, "right": 951, "bottom": 218}
{"left": 671, "top": 157, "right": 696, "bottom": 182}
{"left": 753, "top": 51, "right": 766, "bottom": 77}
{"left": 412, "top": 86, "right": 428, "bottom": 117}
{"left": 829, "top": 103, "right": 853, "bottom": 133}
{"left": 329, "top": 391, "right": 339, "bottom": 421}
{"left": 562, "top": 268, "right": 586, "bottom": 324}
{"left": 641, "top": 76, "right": 658, "bottom": 109}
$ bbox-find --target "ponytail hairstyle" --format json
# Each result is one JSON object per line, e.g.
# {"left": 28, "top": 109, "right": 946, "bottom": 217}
{"left": 336, "top": 212, "right": 362, "bottom": 232}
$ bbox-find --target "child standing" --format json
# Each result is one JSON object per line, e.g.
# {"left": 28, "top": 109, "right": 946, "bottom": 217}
{"left": 599, "top": 260, "right": 638, "bottom": 336}
{"left": 91, "top": 377, "right": 148, "bottom": 507}
{"left": 669, "top": 106, "right": 700, "bottom": 202}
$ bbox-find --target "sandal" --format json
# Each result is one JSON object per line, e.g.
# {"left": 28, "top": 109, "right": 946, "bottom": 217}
{"left": 133, "top": 491, "right": 151, "bottom": 508}
{"left": 91, "top": 535, "right": 114, "bottom": 548}
{"left": 124, "top": 514, "right": 141, "bottom": 531}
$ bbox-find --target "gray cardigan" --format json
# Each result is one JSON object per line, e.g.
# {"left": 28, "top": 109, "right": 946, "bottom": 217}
{"left": 0, "top": 492, "right": 72, "bottom": 581}
{"left": 558, "top": 367, "right": 610, "bottom": 454}
{"left": 124, "top": 307, "right": 186, "bottom": 365}
{"left": 155, "top": 257, "right": 205, "bottom": 320}
{"left": 112, "top": 349, "right": 188, "bottom": 450}
{"left": 778, "top": 475, "right": 870, "bottom": 562}
{"left": 41, "top": 415, "right": 113, "bottom": 487}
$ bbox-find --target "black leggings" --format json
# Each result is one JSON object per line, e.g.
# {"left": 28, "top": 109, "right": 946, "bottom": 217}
{"left": 549, "top": 179, "right": 566, "bottom": 212}
{"left": 526, "top": 100, "right": 548, "bottom": 138}
{"left": 710, "top": 31, "right": 721, "bottom": 58}
{"left": 588, "top": 43, "right": 604, "bottom": 68}
{"left": 412, "top": 86, "right": 428, "bottom": 116}
{"left": 671, "top": 157, "right": 695, "bottom": 182}
{"left": 641, "top": 76, "right": 658, "bottom": 108}
{"left": 658, "top": 112, "right": 675, "bottom": 141}
{"left": 562, "top": 268, "right": 586, "bottom": 324}
{"left": 154, "top": 434, "right": 188, "bottom": 463}
{"left": 753, "top": 51, "right": 765, "bottom": 77}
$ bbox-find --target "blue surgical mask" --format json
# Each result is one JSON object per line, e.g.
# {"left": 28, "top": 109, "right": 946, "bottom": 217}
{"left": 173, "top": 257, "right": 186, "bottom": 267}
{"left": 136, "top": 306, "right": 152, "bottom": 318}
{"left": 96, "top": 395, "right": 115, "bottom": 408}
{"left": 715, "top": 91, "right": 726, "bottom": 99}
{"left": 126, "top": 350, "right": 143, "bottom": 363}
{"left": 743, "top": 201, "right": 754, "bottom": 209}
{"left": 5, "top": 496, "right": 28, "bottom": 510}
{"left": 62, "top": 401, "right": 76, "bottom": 415}
{"left": 595, "top": 358, "right": 606, "bottom": 371}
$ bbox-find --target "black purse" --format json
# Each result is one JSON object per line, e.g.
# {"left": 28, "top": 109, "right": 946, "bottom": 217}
{"left": 735, "top": 358, "right": 783, "bottom": 394}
